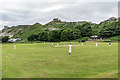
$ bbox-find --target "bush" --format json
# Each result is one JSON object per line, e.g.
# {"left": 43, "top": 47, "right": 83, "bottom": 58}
{"left": 109, "top": 36, "right": 119, "bottom": 41}
{"left": 71, "top": 37, "right": 89, "bottom": 42}
{"left": 81, "top": 40, "right": 85, "bottom": 42}
{"left": 81, "top": 37, "right": 89, "bottom": 42}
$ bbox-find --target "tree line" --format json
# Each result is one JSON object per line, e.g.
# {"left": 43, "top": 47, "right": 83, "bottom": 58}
{"left": 27, "top": 29, "right": 81, "bottom": 42}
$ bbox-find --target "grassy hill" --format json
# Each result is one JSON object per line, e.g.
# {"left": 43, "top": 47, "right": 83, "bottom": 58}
{"left": 1, "top": 23, "right": 42, "bottom": 40}
{"left": 0, "top": 17, "right": 119, "bottom": 41}
{"left": 16, "top": 23, "right": 43, "bottom": 40}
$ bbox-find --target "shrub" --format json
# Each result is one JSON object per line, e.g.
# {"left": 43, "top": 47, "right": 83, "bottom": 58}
{"left": 109, "top": 36, "right": 119, "bottom": 41}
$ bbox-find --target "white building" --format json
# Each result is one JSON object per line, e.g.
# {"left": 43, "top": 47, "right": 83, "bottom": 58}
{"left": 8, "top": 38, "right": 21, "bottom": 42}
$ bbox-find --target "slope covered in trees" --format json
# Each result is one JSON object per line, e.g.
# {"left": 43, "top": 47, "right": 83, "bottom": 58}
{"left": 0, "top": 17, "right": 119, "bottom": 42}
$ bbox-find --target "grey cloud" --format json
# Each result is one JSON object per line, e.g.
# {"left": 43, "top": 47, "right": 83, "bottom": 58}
{"left": 0, "top": 1, "right": 118, "bottom": 29}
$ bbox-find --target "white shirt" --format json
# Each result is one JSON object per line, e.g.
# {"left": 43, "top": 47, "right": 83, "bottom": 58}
{"left": 82, "top": 43, "right": 83, "bottom": 45}
{"left": 96, "top": 43, "right": 98, "bottom": 47}
{"left": 14, "top": 45, "right": 16, "bottom": 49}
{"left": 69, "top": 45, "right": 72, "bottom": 50}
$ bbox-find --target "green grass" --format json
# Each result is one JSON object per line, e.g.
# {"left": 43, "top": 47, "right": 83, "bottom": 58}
{"left": 2, "top": 42, "right": 118, "bottom": 78}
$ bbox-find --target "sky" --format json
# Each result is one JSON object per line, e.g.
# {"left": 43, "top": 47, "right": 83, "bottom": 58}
{"left": 0, "top": 0, "right": 119, "bottom": 30}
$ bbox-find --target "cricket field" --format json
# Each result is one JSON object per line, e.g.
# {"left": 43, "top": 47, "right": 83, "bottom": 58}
{"left": 2, "top": 42, "right": 118, "bottom": 78}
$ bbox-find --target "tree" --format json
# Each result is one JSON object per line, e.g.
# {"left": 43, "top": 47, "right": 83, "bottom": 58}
{"left": 27, "top": 34, "right": 38, "bottom": 41}
{"left": 48, "top": 30, "right": 60, "bottom": 42}
{"left": 60, "top": 29, "right": 73, "bottom": 41}
{"left": 60, "top": 30, "right": 69, "bottom": 41}
{"left": 2, "top": 36, "right": 9, "bottom": 42}
{"left": 75, "top": 22, "right": 92, "bottom": 37}
{"left": 99, "top": 21, "right": 120, "bottom": 37}
{"left": 73, "top": 29, "right": 81, "bottom": 39}
{"left": 38, "top": 31, "right": 48, "bottom": 41}
{"left": 99, "top": 29, "right": 113, "bottom": 37}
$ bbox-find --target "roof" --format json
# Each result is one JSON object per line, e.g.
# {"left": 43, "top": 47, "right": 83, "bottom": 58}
{"left": 90, "top": 35, "right": 98, "bottom": 38}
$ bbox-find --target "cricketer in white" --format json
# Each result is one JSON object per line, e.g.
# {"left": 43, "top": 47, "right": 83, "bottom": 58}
{"left": 68, "top": 43, "right": 72, "bottom": 54}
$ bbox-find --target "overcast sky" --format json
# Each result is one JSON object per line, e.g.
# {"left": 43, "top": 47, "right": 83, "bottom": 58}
{"left": 0, "top": 0, "right": 119, "bottom": 30}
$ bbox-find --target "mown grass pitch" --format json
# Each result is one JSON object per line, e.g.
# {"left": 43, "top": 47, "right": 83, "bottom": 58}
{"left": 2, "top": 42, "right": 118, "bottom": 78}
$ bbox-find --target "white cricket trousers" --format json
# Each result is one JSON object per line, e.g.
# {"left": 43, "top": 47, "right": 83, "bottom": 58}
{"left": 69, "top": 49, "right": 72, "bottom": 53}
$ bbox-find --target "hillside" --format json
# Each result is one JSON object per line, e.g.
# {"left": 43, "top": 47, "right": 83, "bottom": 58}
{"left": 16, "top": 23, "right": 42, "bottom": 40}
{"left": 43, "top": 18, "right": 95, "bottom": 29}
{"left": 0, "top": 18, "right": 94, "bottom": 39}
{"left": 0, "top": 23, "right": 42, "bottom": 40}
{"left": 0, "top": 17, "right": 119, "bottom": 41}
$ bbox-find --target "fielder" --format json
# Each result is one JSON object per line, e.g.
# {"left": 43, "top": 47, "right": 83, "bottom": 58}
{"left": 82, "top": 43, "right": 83, "bottom": 46}
{"left": 14, "top": 45, "right": 16, "bottom": 50}
{"left": 52, "top": 43, "right": 53, "bottom": 47}
{"left": 96, "top": 43, "right": 98, "bottom": 47}
{"left": 68, "top": 43, "right": 72, "bottom": 54}
{"left": 109, "top": 42, "right": 111, "bottom": 46}
{"left": 57, "top": 43, "right": 58, "bottom": 46}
